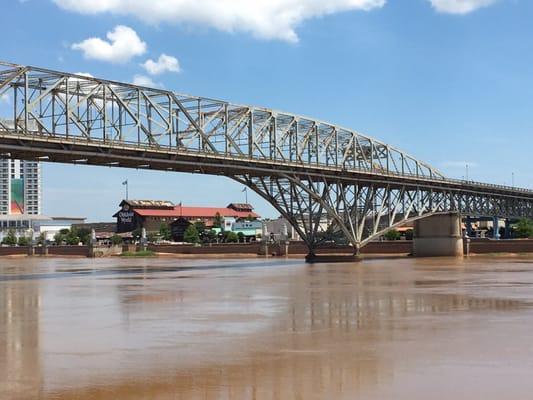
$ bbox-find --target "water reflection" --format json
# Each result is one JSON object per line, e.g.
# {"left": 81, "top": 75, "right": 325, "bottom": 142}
{"left": 0, "top": 266, "right": 43, "bottom": 399}
{"left": 1, "top": 256, "right": 533, "bottom": 399}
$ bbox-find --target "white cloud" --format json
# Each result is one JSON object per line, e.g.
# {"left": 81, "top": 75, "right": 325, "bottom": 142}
{"left": 132, "top": 74, "right": 157, "bottom": 87}
{"left": 72, "top": 25, "right": 147, "bottom": 63}
{"left": 54, "top": 0, "right": 386, "bottom": 43}
{"left": 142, "top": 54, "right": 181, "bottom": 75}
{"left": 429, "top": 0, "right": 497, "bottom": 14}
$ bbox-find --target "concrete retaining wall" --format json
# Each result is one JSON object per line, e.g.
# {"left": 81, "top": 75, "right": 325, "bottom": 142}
{"left": 468, "top": 239, "right": 533, "bottom": 254}
{"left": 2, "top": 239, "right": 533, "bottom": 257}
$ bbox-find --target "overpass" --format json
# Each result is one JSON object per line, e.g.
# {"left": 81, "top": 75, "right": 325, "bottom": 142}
{"left": 0, "top": 61, "right": 532, "bottom": 257}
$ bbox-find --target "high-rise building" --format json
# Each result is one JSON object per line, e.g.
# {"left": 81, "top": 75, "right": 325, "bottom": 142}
{"left": 0, "top": 158, "right": 41, "bottom": 215}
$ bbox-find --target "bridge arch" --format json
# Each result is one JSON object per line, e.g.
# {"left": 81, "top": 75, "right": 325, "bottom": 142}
{"left": 0, "top": 61, "right": 533, "bottom": 257}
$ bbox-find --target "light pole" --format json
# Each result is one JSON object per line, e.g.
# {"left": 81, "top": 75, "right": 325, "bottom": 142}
{"left": 465, "top": 163, "right": 469, "bottom": 181}
{"left": 122, "top": 179, "right": 129, "bottom": 200}
{"left": 512, "top": 172, "right": 515, "bottom": 187}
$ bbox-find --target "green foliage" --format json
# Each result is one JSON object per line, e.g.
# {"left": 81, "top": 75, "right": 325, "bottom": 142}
{"left": 201, "top": 229, "right": 217, "bottom": 244}
{"left": 184, "top": 224, "right": 200, "bottom": 243}
{"left": 147, "top": 232, "right": 159, "bottom": 243}
{"left": 384, "top": 229, "right": 401, "bottom": 241}
{"left": 132, "top": 227, "right": 143, "bottom": 241}
{"left": 74, "top": 227, "right": 91, "bottom": 245}
{"left": 110, "top": 234, "right": 123, "bottom": 245}
{"left": 194, "top": 221, "right": 206, "bottom": 234}
{"left": 65, "top": 233, "right": 81, "bottom": 245}
{"left": 2, "top": 230, "right": 17, "bottom": 246}
{"left": 159, "top": 223, "right": 171, "bottom": 241}
{"left": 53, "top": 227, "right": 90, "bottom": 245}
{"left": 226, "top": 231, "right": 239, "bottom": 243}
{"left": 36, "top": 232, "right": 46, "bottom": 246}
{"left": 213, "top": 212, "right": 224, "bottom": 228}
{"left": 513, "top": 218, "right": 533, "bottom": 238}
{"left": 54, "top": 232, "right": 64, "bottom": 244}
{"left": 17, "top": 236, "right": 30, "bottom": 246}
{"left": 121, "top": 250, "right": 155, "bottom": 257}
{"left": 237, "top": 232, "right": 245, "bottom": 243}
{"left": 246, "top": 214, "right": 256, "bottom": 221}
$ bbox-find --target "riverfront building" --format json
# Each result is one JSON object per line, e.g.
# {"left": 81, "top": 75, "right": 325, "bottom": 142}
{"left": 114, "top": 200, "right": 260, "bottom": 233}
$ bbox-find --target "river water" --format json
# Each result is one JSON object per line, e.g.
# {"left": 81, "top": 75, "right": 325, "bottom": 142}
{"left": 2, "top": 255, "right": 533, "bottom": 399}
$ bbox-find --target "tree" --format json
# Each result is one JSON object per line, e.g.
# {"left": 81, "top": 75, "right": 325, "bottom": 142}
{"left": 132, "top": 227, "right": 143, "bottom": 241}
{"left": 204, "top": 229, "right": 217, "bottom": 243}
{"left": 147, "top": 232, "right": 159, "bottom": 243}
{"left": 110, "top": 234, "right": 123, "bottom": 246}
{"left": 213, "top": 212, "right": 224, "bottom": 228}
{"left": 384, "top": 229, "right": 401, "bottom": 241}
{"left": 159, "top": 223, "right": 171, "bottom": 241}
{"left": 54, "top": 232, "right": 65, "bottom": 244}
{"left": 65, "top": 232, "right": 81, "bottom": 245}
{"left": 194, "top": 221, "right": 206, "bottom": 234}
{"left": 184, "top": 224, "right": 200, "bottom": 244}
{"left": 246, "top": 214, "right": 256, "bottom": 221}
{"left": 2, "top": 230, "right": 17, "bottom": 246}
{"left": 74, "top": 227, "right": 91, "bottom": 245}
{"left": 18, "top": 236, "right": 30, "bottom": 246}
{"left": 237, "top": 232, "right": 245, "bottom": 243}
{"left": 514, "top": 218, "right": 533, "bottom": 238}
{"left": 226, "top": 231, "right": 239, "bottom": 243}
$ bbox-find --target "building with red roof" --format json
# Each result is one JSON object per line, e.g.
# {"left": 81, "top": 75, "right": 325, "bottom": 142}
{"left": 113, "top": 200, "right": 260, "bottom": 233}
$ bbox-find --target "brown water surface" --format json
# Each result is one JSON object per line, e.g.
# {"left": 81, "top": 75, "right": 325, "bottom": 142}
{"left": 2, "top": 255, "right": 533, "bottom": 399}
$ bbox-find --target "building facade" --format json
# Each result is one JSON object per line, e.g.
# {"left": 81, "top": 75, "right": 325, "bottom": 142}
{"left": 114, "top": 200, "right": 260, "bottom": 234}
{"left": 0, "top": 158, "right": 41, "bottom": 215}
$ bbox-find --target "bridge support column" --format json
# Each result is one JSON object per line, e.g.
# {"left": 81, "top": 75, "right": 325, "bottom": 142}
{"left": 493, "top": 217, "right": 500, "bottom": 240}
{"left": 504, "top": 219, "right": 511, "bottom": 239}
{"left": 466, "top": 217, "right": 474, "bottom": 237}
{"left": 412, "top": 213, "right": 463, "bottom": 257}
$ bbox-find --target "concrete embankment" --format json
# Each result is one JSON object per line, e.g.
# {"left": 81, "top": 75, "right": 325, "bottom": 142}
{"left": 2, "top": 239, "right": 533, "bottom": 258}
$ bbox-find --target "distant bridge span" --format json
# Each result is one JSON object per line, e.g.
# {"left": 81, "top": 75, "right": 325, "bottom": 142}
{"left": 0, "top": 61, "right": 532, "bottom": 254}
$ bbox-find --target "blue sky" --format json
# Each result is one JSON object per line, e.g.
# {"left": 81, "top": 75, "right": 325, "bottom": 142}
{"left": 1, "top": 0, "right": 532, "bottom": 221}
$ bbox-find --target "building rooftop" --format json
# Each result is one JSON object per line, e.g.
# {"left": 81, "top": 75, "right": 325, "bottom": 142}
{"left": 120, "top": 200, "right": 175, "bottom": 209}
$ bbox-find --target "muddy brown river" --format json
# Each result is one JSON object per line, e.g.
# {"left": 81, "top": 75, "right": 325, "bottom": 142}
{"left": 2, "top": 255, "right": 533, "bottom": 399}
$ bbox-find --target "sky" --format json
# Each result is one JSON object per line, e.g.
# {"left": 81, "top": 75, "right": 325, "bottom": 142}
{"left": 1, "top": 0, "right": 532, "bottom": 221}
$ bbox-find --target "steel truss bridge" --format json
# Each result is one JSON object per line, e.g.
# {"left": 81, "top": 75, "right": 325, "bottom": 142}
{"left": 1, "top": 61, "right": 532, "bottom": 254}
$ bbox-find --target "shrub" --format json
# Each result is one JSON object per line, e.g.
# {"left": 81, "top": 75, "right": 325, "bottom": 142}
{"left": 184, "top": 225, "right": 200, "bottom": 243}
{"left": 1, "top": 230, "right": 17, "bottom": 246}
{"left": 384, "top": 229, "right": 401, "bottom": 241}
{"left": 18, "top": 236, "right": 30, "bottom": 246}
{"left": 513, "top": 218, "right": 533, "bottom": 239}
{"left": 110, "top": 234, "right": 123, "bottom": 245}
{"left": 226, "top": 231, "right": 239, "bottom": 243}
{"left": 159, "top": 223, "right": 171, "bottom": 241}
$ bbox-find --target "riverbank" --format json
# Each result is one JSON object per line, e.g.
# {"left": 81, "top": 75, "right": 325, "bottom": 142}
{"left": 3, "top": 239, "right": 533, "bottom": 258}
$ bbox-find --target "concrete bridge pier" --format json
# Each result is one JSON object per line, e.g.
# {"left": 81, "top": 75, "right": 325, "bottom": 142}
{"left": 412, "top": 213, "right": 463, "bottom": 257}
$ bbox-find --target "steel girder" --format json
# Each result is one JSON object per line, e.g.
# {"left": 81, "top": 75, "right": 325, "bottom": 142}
{"left": 234, "top": 175, "right": 533, "bottom": 253}
{"left": 1, "top": 61, "right": 533, "bottom": 253}
{"left": 0, "top": 62, "right": 441, "bottom": 179}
